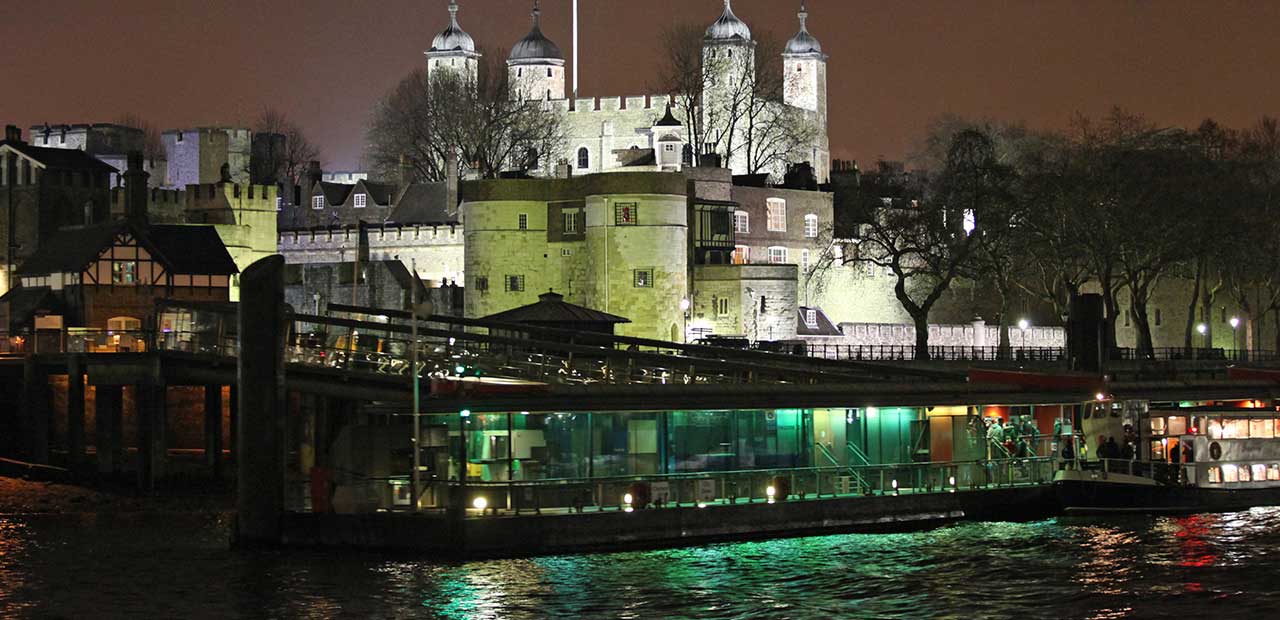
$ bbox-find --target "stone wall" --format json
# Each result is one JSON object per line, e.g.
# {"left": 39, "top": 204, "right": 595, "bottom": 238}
{"left": 280, "top": 224, "right": 464, "bottom": 287}
{"left": 808, "top": 320, "right": 1065, "bottom": 349}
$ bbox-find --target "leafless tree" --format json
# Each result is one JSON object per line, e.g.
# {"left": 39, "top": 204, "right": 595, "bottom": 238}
{"left": 114, "top": 114, "right": 164, "bottom": 161}
{"left": 366, "top": 54, "right": 565, "bottom": 184}
{"left": 252, "top": 108, "right": 321, "bottom": 186}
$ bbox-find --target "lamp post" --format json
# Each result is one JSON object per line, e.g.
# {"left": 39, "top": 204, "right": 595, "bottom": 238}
{"left": 1230, "top": 316, "right": 1240, "bottom": 360}
{"left": 1196, "top": 323, "right": 1207, "bottom": 353}
{"left": 679, "top": 297, "right": 691, "bottom": 343}
{"left": 1017, "top": 318, "right": 1030, "bottom": 350}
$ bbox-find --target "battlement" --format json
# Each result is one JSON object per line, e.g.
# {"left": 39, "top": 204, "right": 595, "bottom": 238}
{"left": 162, "top": 127, "right": 252, "bottom": 140}
{"left": 110, "top": 186, "right": 185, "bottom": 207}
{"left": 278, "top": 223, "right": 462, "bottom": 247}
{"left": 567, "top": 94, "right": 673, "bottom": 114}
{"left": 184, "top": 183, "right": 278, "bottom": 223}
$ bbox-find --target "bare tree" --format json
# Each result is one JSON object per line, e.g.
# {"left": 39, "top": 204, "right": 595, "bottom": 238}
{"left": 114, "top": 114, "right": 163, "bottom": 160}
{"left": 366, "top": 55, "right": 564, "bottom": 183}
{"left": 253, "top": 108, "right": 321, "bottom": 186}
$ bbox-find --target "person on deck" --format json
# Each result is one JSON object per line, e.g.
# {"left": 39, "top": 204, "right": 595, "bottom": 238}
{"left": 987, "top": 418, "right": 1006, "bottom": 458}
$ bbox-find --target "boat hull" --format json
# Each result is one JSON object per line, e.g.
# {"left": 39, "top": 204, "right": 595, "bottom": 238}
{"left": 1056, "top": 471, "right": 1280, "bottom": 514}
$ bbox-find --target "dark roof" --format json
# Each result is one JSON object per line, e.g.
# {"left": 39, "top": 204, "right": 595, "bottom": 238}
{"left": 0, "top": 286, "right": 63, "bottom": 330}
{"left": 16, "top": 222, "right": 237, "bottom": 277}
{"left": 0, "top": 141, "right": 117, "bottom": 172}
{"left": 480, "top": 291, "right": 630, "bottom": 324}
{"left": 797, "top": 306, "right": 842, "bottom": 336}
{"left": 655, "top": 104, "right": 682, "bottom": 127}
{"left": 614, "top": 148, "right": 656, "bottom": 168}
{"left": 146, "top": 225, "right": 238, "bottom": 274}
{"left": 509, "top": 9, "right": 563, "bottom": 61}
{"left": 15, "top": 224, "right": 121, "bottom": 276}
{"left": 355, "top": 180, "right": 398, "bottom": 206}
{"left": 318, "top": 182, "right": 354, "bottom": 207}
{"left": 389, "top": 182, "right": 458, "bottom": 224}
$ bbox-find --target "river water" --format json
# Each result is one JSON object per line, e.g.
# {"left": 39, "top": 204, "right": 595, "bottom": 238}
{"left": 1, "top": 508, "right": 1277, "bottom": 619}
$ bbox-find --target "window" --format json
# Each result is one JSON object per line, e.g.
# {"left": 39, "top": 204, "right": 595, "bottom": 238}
{"left": 800, "top": 249, "right": 810, "bottom": 272}
{"left": 1154, "top": 308, "right": 1162, "bottom": 326}
{"left": 664, "top": 144, "right": 675, "bottom": 152}
{"left": 768, "top": 246, "right": 787, "bottom": 264}
{"left": 759, "top": 296, "right": 768, "bottom": 314}
{"left": 804, "top": 214, "right": 818, "bottom": 238}
{"left": 475, "top": 276, "right": 489, "bottom": 292}
{"left": 312, "top": 195, "right": 324, "bottom": 210}
{"left": 767, "top": 199, "right": 787, "bottom": 231}
{"left": 1252, "top": 464, "right": 1268, "bottom": 481}
{"left": 518, "top": 68, "right": 523, "bottom": 78}
{"left": 1124, "top": 309, "right": 1131, "bottom": 327}
{"left": 633, "top": 269, "right": 654, "bottom": 288}
{"left": 518, "top": 213, "right": 528, "bottom": 230}
{"left": 1208, "top": 466, "right": 1222, "bottom": 483}
{"left": 615, "top": 202, "right": 638, "bottom": 225}
{"left": 547, "top": 67, "right": 553, "bottom": 77}
{"left": 560, "top": 248, "right": 573, "bottom": 257}
{"left": 276, "top": 196, "right": 283, "bottom": 210}
{"left": 504, "top": 274, "right": 525, "bottom": 292}
{"left": 1250, "top": 419, "right": 1274, "bottom": 438}
{"left": 353, "top": 193, "right": 366, "bottom": 208}
{"left": 733, "top": 211, "right": 749, "bottom": 233}
{"left": 1270, "top": 464, "right": 1280, "bottom": 481}
{"left": 563, "top": 211, "right": 578, "bottom": 233}
{"left": 716, "top": 298, "right": 729, "bottom": 316}
{"left": 112, "top": 261, "right": 138, "bottom": 285}
{"left": 804, "top": 309, "right": 818, "bottom": 328}
{"left": 732, "top": 245, "right": 750, "bottom": 265}
{"left": 577, "top": 147, "right": 590, "bottom": 169}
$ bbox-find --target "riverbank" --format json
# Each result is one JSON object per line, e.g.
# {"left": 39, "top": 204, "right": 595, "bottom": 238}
{"left": 0, "top": 475, "right": 233, "bottom": 514}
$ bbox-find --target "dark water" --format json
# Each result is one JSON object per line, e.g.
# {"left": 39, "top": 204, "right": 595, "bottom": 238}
{"left": 1, "top": 509, "right": 1278, "bottom": 619}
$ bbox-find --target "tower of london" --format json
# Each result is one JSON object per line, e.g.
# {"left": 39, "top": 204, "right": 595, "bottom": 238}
{"left": 424, "top": 0, "right": 831, "bottom": 183}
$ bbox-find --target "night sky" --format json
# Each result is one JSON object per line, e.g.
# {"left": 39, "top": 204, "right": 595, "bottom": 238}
{"left": 4, "top": 0, "right": 1279, "bottom": 170}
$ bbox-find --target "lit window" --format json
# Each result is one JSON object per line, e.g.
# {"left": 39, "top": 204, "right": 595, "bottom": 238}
{"left": 805, "top": 309, "right": 818, "bottom": 328}
{"left": 1250, "top": 419, "right": 1274, "bottom": 439}
{"left": 1208, "top": 466, "right": 1222, "bottom": 483}
{"left": 767, "top": 199, "right": 787, "bottom": 232}
{"left": 1223, "top": 464, "right": 1239, "bottom": 483}
{"left": 768, "top": 246, "right": 787, "bottom": 264}
{"left": 1167, "top": 416, "right": 1186, "bottom": 436}
{"left": 1252, "top": 464, "right": 1267, "bottom": 481}
{"left": 733, "top": 211, "right": 749, "bottom": 234}
{"left": 353, "top": 193, "right": 366, "bottom": 208}
{"left": 1269, "top": 464, "right": 1280, "bottom": 481}
{"left": 732, "top": 245, "right": 749, "bottom": 264}
{"left": 804, "top": 214, "right": 818, "bottom": 238}
{"left": 276, "top": 196, "right": 283, "bottom": 210}
{"left": 518, "top": 213, "right": 528, "bottom": 230}
{"left": 112, "top": 261, "right": 138, "bottom": 284}
{"left": 1238, "top": 465, "right": 1252, "bottom": 482}
{"left": 504, "top": 274, "right": 525, "bottom": 292}
{"left": 633, "top": 269, "right": 654, "bottom": 288}
{"left": 312, "top": 195, "right": 324, "bottom": 210}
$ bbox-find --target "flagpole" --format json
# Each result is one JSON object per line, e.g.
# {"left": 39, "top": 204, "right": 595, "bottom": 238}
{"left": 410, "top": 258, "right": 420, "bottom": 512}
{"left": 572, "top": 0, "right": 579, "bottom": 98}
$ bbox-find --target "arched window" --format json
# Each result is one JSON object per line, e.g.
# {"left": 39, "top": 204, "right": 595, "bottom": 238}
{"left": 577, "top": 147, "right": 590, "bottom": 169}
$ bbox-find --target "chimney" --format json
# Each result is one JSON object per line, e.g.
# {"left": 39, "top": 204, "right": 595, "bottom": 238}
{"left": 124, "top": 150, "right": 150, "bottom": 225}
{"left": 3, "top": 125, "right": 21, "bottom": 143}
{"left": 445, "top": 152, "right": 459, "bottom": 218}
{"left": 301, "top": 160, "right": 323, "bottom": 211}
{"left": 398, "top": 153, "right": 415, "bottom": 188}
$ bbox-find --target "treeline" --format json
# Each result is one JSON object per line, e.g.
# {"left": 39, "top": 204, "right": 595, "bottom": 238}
{"left": 824, "top": 109, "right": 1280, "bottom": 360}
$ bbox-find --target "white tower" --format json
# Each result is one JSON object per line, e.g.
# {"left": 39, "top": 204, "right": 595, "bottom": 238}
{"left": 783, "top": 1, "right": 830, "bottom": 182}
{"left": 508, "top": 1, "right": 566, "bottom": 101}
{"left": 426, "top": 0, "right": 481, "bottom": 80}
{"left": 701, "top": 0, "right": 756, "bottom": 172}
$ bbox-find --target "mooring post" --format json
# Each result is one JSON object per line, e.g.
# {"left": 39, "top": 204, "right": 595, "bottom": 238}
{"left": 20, "top": 355, "right": 50, "bottom": 464}
{"left": 96, "top": 385, "right": 124, "bottom": 475}
{"left": 66, "top": 354, "right": 85, "bottom": 466}
{"left": 137, "top": 380, "right": 167, "bottom": 492}
{"left": 204, "top": 384, "right": 223, "bottom": 478}
{"left": 236, "top": 256, "right": 287, "bottom": 545}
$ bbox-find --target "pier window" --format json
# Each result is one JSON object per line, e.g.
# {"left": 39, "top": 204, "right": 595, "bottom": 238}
{"left": 767, "top": 199, "right": 787, "bottom": 231}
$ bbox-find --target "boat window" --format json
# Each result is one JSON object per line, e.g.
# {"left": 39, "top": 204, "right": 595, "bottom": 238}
{"left": 1150, "top": 440, "right": 1166, "bottom": 460}
{"left": 1208, "top": 466, "right": 1222, "bottom": 483}
{"left": 1150, "top": 417, "right": 1166, "bottom": 436}
{"left": 1206, "top": 419, "right": 1224, "bottom": 439}
{"left": 1250, "top": 419, "right": 1274, "bottom": 438}
{"left": 1276, "top": 419, "right": 1280, "bottom": 437}
{"left": 1269, "top": 464, "right": 1280, "bottom": 481}
{"left": 1223, "top": 419, "right": 1249, "bottom": 439}
{"left": 1251, "top": 464, "right": 1268, "bottom": 481}
{"left": 1238, "top": 464, "right": 1252, "bottom": 482}
{"left": 1223, "top": 464, "right": 1239, "bottom": 483}
{"left": 1167, "top": 416, "right": 1187, "bottom": 436}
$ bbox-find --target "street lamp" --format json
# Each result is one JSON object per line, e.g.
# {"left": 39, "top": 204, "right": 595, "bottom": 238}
{"left": 679, "top": 298, "right": 691, "bottom": 343}
{"left": 1230, "top": 316, "right": 1241, "bottom": 358}
{"left": 1017, "top": 318, "right": 1030, "bottom": 349}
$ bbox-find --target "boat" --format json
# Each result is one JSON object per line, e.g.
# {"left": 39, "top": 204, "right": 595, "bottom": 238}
{"left": 1054, "top": 400, "right": 1280, "bottom": 513}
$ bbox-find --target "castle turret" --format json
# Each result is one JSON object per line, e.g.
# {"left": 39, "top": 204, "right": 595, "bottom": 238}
{"left": 701, "top": 0, "right": 756, "bottom": 172}
{"left": 507, "top": 1, "right": 565, "bottom": 102}
{"left": 426, "top": 0, "right": 481, "bottom": 81}
{"left": 783, "top": 1, "right": 830, "bottom": 183}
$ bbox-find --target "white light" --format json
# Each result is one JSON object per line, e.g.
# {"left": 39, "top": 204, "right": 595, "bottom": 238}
{"left": 766, "top": 485, "right": 776, "bottom": 498}
{"left": 866, "top": 407, "right": 879, "bottom": 419}
{"left": 1230, "top": 317, "right": 1240, "bottom": 329}
{"left": 623, "top": 493, "right": 633, "bottom": 505}
{"left": 1196, "top": 323, "right": 1207, "bottom": 335}
{"left": 679, "top": 298, "right": 691, "bottom": 311}
{"left": 1017, "top": 318, "right": 1029, "bottom": 331}
{"left": 1095, "top": 393, "right": 1106, "bottom": 402}
{"left": 891, "top": 479, "right": 898, "bottom": 489}
{"left": 520, "top": 411, "right": 530, "bottom": 416}
{"left": 448, "top": 337, "right": 456, "bottom": 346}
{"left": 696, "top": 502, "right": 707, "bottom": 509}
{"left": 472, "top": 496, "right": 487, "bottom": 510}
{"left": 949, "top": 476, "right": 956, "bottom": 486}
{"left": 460, "top": 409, "right": 471, "bottom": 418}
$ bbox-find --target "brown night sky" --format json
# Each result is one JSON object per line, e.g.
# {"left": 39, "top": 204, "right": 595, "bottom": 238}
{"left": 3, "top": 0, "right": 1279, "bottom": 170}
